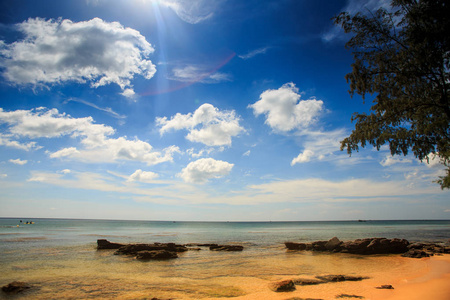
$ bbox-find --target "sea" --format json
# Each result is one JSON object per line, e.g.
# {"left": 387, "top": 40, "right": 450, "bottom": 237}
{"left": 1, "top": 218, "right": 449, "bottom": 299}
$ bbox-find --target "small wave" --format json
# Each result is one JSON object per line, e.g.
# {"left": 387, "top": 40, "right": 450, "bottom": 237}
{"left": 4, "top": 236, "right": 48, "bottom": 242}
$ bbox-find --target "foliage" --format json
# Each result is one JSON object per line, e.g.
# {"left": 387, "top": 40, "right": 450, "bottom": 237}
{"left": 335, "top": 0, "right": 450, "bottom": 189}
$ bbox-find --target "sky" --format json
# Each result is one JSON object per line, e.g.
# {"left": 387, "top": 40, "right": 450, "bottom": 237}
{"left": 0, "top": 0, "right": 448, "bottom": 221}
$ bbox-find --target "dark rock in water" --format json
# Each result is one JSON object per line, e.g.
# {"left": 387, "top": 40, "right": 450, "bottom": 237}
{"left": 315, "top": 275, "right": 368, "bottom": 282}
{"left": 268, "top": 280, "right": 296, "bottom": 292}
{"left": 136, "top": 250, "right": 178, "bottom": 260}
{"left": 2, "top": 281, "right": 31, "bottom": 294}
{"left": 285, "top": 242, "right": 307, "bottom": 250}
{"left": 185, "top": 243, "right": 218, "bottom": 247}
{"left": 285, "top": 298, "right": 324, "bottom": 300}
{"left": 210, "top": 245, "right": 244, "bottom": 251}
{"left": 311, "top": 241, "right": 328, "bottom": 251}
{"left": 401, "top": 249, "right": 431, "bottom": 258}
{"left": 97, "top": 239, "right": 125, "bottom": 250}
{"left": 336, "top": 294, "right": 364, "bottom": 299}
{"left": 292, "top": 278, "right": 324, "bottom": 285}
{"left": 325, "top": 237, "right": 342, "bottom": 251}
{"left": 376, "top": 284, "right": 394, "bottom": 289}
{"left": 114, "top": 243, "right": 187, "bottom": 256}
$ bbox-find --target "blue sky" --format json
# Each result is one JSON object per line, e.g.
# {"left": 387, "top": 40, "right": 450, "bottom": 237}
{"left": 0, "top": 0, "right": 448, "bottom": 221}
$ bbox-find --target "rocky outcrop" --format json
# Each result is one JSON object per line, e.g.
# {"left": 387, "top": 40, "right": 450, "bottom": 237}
{"left": 2, "top": 281, "right": 31, "bottom": 294}
{"left": 268, "top": 280, "right": 296, "bottom": 292}
{"left": 114, "top": 242, "right": 188, "bottom": 256}
{"left": 97, "top": 239, "right": 125, "bottom": 249}
{"left": 286, "top": 237, "right": 409, "bottom": 255}
{"left": 315, "top": 275, "right": 368, "bottom": 282}
{"left": 292, "top": 275, "right": 368, "bottom": 287}
{"left": 136, "top": 250, "right": 178, "bottom": 260}
{"left": 210, "top": 245, "right": 244, "bottom": 251}
{"left": 375, "top": 285, "right": 394, "bottom": 289}
{"left": 285, "top": 242, "right": 307, "bottom": 250}
{"left": 401, "top": 249, "right": 431, "bottom": 258}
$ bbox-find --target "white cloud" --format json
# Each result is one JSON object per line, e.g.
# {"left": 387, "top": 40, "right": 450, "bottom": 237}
{"left": 249, "top": 83, "right": 323, "bottom": 132}
{"left": 238, "top": 47, "right": 270, "bottom": 60}
{"left": 0, "top": 173, "right": 7, "bottom": 179}
{"left": 0, "top": 107, "right": 179, "bottom": 165}
{"left": 291, "top": 149, "right": 314, "bottom": 165}
{"left": 0, "top": 133, "right": 40, "bottom": 151}
{"left": 169, "top": 65, "right": 231, "bottom": 84}
{"left": 291, "top": 128, "right": 348, "bottom": 165}
{"left": 127, "top": 169, "right": 159, "bottom": 183}
{"left": 157, "top": 103, "right": 245, "bottom": 146}
{"left": 380, "top": 155, "right": 413, "bottom": 167}
{"left": 159, "top": 0, "right": 218, "bottom": 24}
{"left": 178, "top": 158, "right": 233, "bottom": 183}
{"left": 65, "top": 98, "right": 126, "bottom": 120}
{"left": 0, "top": 17, "right": 156, "bottom": 95}
{"left": 243, "top": 150, "right": 251, "bottom": 157}
{"left": 9, "top": 158, "right": 28, "bottom": 165}
{"left": 61, "top": 169, "right": 71, "bottom": 174}
{"left": 0, "top": 107, "right": 113, "bottom": 138}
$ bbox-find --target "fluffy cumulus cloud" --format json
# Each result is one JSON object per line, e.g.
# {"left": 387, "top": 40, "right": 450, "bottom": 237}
{"left": 127, "top": 169, "right": 159, "bottom": 183}
{"left": 156, "top": 103, "right": 245, "bottom": 146}
{"left": 0, "top": 17, "right": 156, "bottom": 97}
{"left": 249, "top": 83, "right": 323, "bottom": 132}
{"left": 291, "top": 129, "right": 348, "bottom": 165}
{"left": 0, "top": 107, "right": 178, "bottom": 165}
{"left": 179, "top": 158, "right": 234, "bottom": 183}
{"left": 291, "top": 149, "right": 314, "bottom": 165}
{"left": 9, "top": 158, "right": 28, "bottom": 165}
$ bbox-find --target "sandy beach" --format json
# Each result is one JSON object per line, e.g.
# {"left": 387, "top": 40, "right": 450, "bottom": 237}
{"left": 213, "top": 254, "right": 450, "bottom": 300}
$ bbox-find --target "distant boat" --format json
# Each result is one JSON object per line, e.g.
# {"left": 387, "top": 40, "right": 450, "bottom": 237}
{"left": 358, "top": 220, "right": 367, "bottom": 222}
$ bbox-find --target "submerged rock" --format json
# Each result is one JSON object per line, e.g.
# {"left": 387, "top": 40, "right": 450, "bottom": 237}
{"left": 1, "top": 281, "right": 31, "bottom": 294}
{"left": 97, "top": 239, "right": 124, "bottom": 250}
{"left": 375, "top": 285, "right": 394, "bottom": 289}
{"left": 210, "top": 245, "right": 244, "bottom": 251}
{"left": 315, "top": 275, "right": 368, "bottom": 282}
{"left": 336, "top": 294, "right": 364, "bottom": 299}
{"left": 286, "top": 237, "right": 410, "bottom": 255}
{"left": 401, "top": 249, "right": 431, "bottom": 258}
{"left": 285, "top": 242, "right": 307, "bottom": 250}
{"left": 136, "top": 250, "right": 178, "bottom": 260}
{"left": 292, "top": 278, "right": 324, "bottom": 285}
{"left": 114, "top": 242, "right": 188, "bottom": 256}
{"left": 268, "top": 280, "right": 296, "bottom": 292}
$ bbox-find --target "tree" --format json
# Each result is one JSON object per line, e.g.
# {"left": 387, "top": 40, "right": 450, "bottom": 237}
{"left": 335, "top": 0, "right": 450, "bottom": 189}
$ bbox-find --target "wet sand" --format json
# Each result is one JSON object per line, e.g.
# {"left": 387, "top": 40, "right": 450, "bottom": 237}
{"left": 1, "top": 244, "right": 449, "bottom": 299}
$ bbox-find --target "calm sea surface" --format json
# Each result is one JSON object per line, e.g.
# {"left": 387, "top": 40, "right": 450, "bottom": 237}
{"left": 1, "top": 218, "right": 449, "bottom": 299}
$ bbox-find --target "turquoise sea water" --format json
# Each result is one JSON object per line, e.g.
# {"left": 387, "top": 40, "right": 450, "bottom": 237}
{"left": 1, "top": 218, "right": 450, "bottom": 249}
{"left": 1, "top": 218, "right": 449, "bottom": 299}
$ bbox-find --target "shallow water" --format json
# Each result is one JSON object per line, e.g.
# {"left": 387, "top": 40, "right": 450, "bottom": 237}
{"left": 1, "top": 218, "right": 449, "bottom": 299}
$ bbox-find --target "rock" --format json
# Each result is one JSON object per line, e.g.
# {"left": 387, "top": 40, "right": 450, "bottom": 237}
{"left": 268, "top": 280, "right": 296, "bottom": 292}
{"left": 292, "top": 278, "right": 324, "bottom": 285}
{"left": 376, "top": 285, "right": 394, "bottom": 289}
{"left": 315, "top": 275, "right": 368, "bottom": 282}
{"left": 401, "top": 249, "right": 431, "bottom": 258}
{"left": 336, "top": 294, "right": 364, "bottom": 299}
{"left": 185, "top": 243, "right": 218, "bottom": 247}
{"left": 311, "top": 241, "right": 328, "bottom": 251}
{"left": 136, "top": 250, "right": 178, "bottom": 260}
{"left": 97, "top": 239, "right": 125, "bottom": 250}
{"left": 285, "top": 242, "right": 307, "bottom": 250}
{"left": 285, "top": 298, "right": 324, "bottom": 300}
{"left": 2, "top": 281, "right": 31, "bottom": 294}
{"left": 210, "top": 245, "right": 244, "bottom": 251}
{"left": 114, "top": 243, "right": 187, "bottom": 256}
{"left": 325, "top": 237, "right": 342, "bottom": 251}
